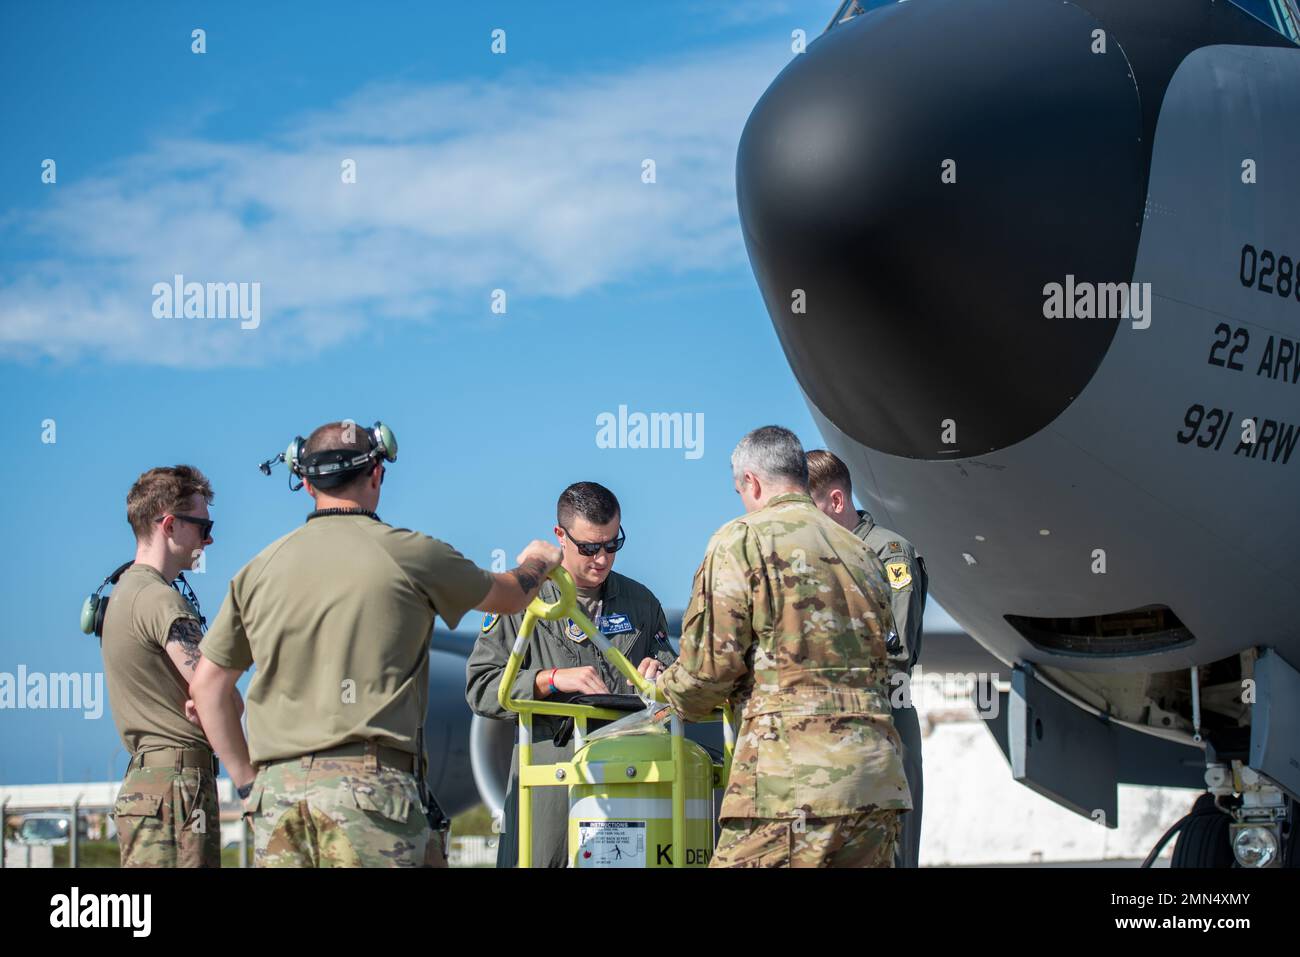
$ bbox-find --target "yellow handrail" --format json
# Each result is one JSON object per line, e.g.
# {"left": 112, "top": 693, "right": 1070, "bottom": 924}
{"left": 497, "top": 567, "right": 658, "bottom": 714}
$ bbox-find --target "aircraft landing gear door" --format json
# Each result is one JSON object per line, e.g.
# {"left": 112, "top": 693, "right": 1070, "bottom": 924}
{"left": 1249, "top": 649, "right": 1300, "bottom": 802}
{"left": 1009, "top": 664, "right": 1118, "bottom": 827}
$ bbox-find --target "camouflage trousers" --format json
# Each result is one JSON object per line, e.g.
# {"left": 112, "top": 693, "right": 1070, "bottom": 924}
{"left": 711, "top": 808, "right": 900, "bottom": 868}
{"left": 114, "top": 765, "right": 221, "bottom": 868}
{"left": 248, "top": 755, "right": 445, "bottom": 868}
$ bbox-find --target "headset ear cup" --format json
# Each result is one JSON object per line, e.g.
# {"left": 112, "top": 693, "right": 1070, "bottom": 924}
{"left": 80, "top": 595, "right": 99, "bottom": 635}
{"left": 374, "top": 422, "right": 397, "bottom": 462}
{"left": 286, "top": 437, "right": 305, "bottom": 475}
{"left": 94, "top": 595, "right": 109, "bottom": 639}
{"left": 81, "top": 561, "right": 133, "bottom": 637}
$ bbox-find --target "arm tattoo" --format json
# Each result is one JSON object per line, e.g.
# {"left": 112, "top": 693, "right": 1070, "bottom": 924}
{"left": 510, "top": 557, "right": 547, "bottom": 596}
{"left": 166, "top": 617, "right": 204, "bottom": 670}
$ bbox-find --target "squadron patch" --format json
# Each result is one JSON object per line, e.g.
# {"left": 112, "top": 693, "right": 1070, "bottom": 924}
{"left": 565, "top": 618, "right": 588, "bottom": 643}
{"left": 885, "top": 560, "right": 912, "bottom": 590}
{"left": 481, "top": 613, "right": 499, "bottom": 633}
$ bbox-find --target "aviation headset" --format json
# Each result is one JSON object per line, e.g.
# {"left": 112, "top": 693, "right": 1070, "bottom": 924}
{"left": 80, "top": 563, "right": 206, "bottom": 639}
{"left": 258, "top": 420, "right": 398, "bottom": 491}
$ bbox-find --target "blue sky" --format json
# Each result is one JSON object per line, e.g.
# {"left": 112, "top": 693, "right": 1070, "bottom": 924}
{"left": 0, "top": 1, "right": 952, "bottom": 785}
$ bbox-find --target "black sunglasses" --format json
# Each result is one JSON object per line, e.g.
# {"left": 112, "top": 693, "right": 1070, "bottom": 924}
{"left": 562, "top": 525, "right": 625, "bottom": 556}
{"left": 158, "top": 514, "right": 215, "bottom": 539}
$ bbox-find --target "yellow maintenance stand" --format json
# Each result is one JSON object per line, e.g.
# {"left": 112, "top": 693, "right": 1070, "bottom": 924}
{"left": 496, "top": 567, "right": 734, "bottom": 868}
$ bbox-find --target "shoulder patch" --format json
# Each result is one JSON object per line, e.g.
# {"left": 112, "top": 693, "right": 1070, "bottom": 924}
{"left": 480, "top": 613, "right": 499, "bottom": 633}
{"left": 888, "top": 541, "right": 903, "bottom": 554}
{"left": 885, "top": 560, "right": 913, "bottom": 590}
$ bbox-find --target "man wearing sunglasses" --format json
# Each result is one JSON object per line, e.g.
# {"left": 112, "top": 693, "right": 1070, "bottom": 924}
{"left": 467, "top": 481, "right": 676, "bottom": 867}
{"left": 101, "top": 464, "right": 232, "bottom": 867}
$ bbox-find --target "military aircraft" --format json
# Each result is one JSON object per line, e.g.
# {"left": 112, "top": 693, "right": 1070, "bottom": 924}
{"left": 732, "top": 0, "right": 1300, "bottom": 866}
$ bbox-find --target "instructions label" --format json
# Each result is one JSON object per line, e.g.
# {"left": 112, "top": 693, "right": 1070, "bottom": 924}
{"left": 575, "top": 820, "right": 646, "bottom": 868}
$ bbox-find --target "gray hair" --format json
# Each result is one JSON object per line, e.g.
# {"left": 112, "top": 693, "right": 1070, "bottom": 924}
{"left": 731, "top": 425, "right": 808, "bottom": 488}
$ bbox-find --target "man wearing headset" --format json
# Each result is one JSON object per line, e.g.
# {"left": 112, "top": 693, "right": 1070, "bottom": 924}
{"left": 192, "top": 420, "right": 561, "bottom": 867}
{"left": 101, "top": 464, "right": 231, "bottom": 867}
{"left": 466, "top": 481, "right": 676, "bottom": 867}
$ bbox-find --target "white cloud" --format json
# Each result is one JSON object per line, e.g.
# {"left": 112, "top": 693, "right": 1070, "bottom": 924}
{"left": 0, "top": 45, "right": 788, "bottom": 367}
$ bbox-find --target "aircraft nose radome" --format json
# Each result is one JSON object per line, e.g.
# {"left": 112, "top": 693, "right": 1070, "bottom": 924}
{"left": 737, "top": 0, "right": 1145, "bottom": 459}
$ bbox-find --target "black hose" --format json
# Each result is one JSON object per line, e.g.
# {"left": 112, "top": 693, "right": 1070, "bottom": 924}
{"left": 1141, "top": 813, "right": 1191, "bottom": 868}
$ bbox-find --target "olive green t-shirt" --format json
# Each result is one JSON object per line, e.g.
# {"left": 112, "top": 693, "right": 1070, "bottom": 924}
{"left": 200, "top": 513, "right": 494, "bottom": 764}
{"left": 101, "top": 563, "right": 210, "bottom": 754}
{"left": 575, "top": 584, "right": 603, "bottom": 626}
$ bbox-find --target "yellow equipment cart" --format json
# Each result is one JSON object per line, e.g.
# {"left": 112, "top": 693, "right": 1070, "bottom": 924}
{"left": 496, "top": 567, "right": 734, "bottom": 868}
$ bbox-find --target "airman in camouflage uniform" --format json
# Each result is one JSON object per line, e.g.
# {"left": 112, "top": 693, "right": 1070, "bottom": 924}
{"left": 113, "top": 761, "right": 222, "bottom": 867}
{"left": 656, "top": 426, "right": 910, "bottom": 868}
{"left": 247, "top": 753, "right": 436, "bottom": 867}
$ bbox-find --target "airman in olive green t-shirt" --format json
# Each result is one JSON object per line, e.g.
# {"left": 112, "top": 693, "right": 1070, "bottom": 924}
{"left": 192, "top": 420, "right": 561, "bottom": 868}
{"left": 201, "top": 514, "right": 495, "bottom": 764}
{"left": 102, "top": 465, "right": 223, "bottom": 868}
